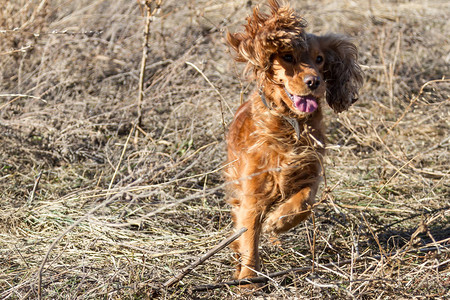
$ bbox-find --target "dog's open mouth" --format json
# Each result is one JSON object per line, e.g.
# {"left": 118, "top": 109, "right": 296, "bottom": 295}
{"left": 284, "top": 89, "right": 318, "bottom": 113}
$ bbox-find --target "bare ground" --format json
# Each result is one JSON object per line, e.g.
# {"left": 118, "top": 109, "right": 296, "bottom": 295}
{"left": 0, "top": 0, "right": 449, "bottom": 299}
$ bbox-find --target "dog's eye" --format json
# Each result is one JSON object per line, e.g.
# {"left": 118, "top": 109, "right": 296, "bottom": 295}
{"left": 282, "top": 54, "right": 294, "bottom": 63}
{"left": 316, "top": 55, "right": 324, "bottom": 64}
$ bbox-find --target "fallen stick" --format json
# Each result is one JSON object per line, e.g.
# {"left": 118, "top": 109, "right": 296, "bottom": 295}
{"left": 163, "top": 227, "right": 247, "bottom": 288}
{"left": 193, "top": 256, "right": 370, "bottom": 291}
{"left": 192, "top": 243, "right": 450, "bottom": 291}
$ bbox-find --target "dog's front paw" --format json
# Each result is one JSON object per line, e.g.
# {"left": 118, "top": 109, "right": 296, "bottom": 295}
{"left": 236, "top": 272, "right": 263, "bottom": 290}
{"left": 263, "top": 213, "right": 286, "bottom": 234}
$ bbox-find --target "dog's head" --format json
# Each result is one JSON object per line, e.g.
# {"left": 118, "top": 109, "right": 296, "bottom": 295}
{"left": 227, "top": 0, "right": 364, "bottom": 114}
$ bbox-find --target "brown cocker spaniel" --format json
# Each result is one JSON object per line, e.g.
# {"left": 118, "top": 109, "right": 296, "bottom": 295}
{"left": 225, "top": 0, "right": 364, "bottom": 283}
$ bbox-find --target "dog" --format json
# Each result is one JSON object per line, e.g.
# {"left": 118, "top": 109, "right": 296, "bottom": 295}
{"left": 225, "top": 0, "right": 363, "bottom": 283}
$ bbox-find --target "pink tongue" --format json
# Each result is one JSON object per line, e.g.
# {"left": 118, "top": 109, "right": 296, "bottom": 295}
{"left": 293, "top": 95, "right": 318, "bottom": 113}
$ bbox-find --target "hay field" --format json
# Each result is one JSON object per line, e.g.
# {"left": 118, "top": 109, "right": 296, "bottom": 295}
{"left": 0, "top": 0, "right": 449, "bottom": 298}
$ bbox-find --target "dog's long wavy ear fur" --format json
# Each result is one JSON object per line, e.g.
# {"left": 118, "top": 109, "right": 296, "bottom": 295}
{"left": 226, "top": 0, "right": 282, "bottom": 81}
{"left": 226, "top": 0, "right": 306, "bottom": 83}
{"left": 318, "top": 34, "right": 364, "bottom": 113}
{"left": 226, "top": 31, "right": 266, "bottom": 75}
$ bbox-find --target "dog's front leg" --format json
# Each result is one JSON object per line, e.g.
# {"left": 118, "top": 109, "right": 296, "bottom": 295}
{"left": 230, "top": 196, "right": 263, "bottom": 281}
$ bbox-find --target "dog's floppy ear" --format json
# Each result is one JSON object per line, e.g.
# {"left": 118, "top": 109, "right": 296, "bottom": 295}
{"left": 317, "top": 34, "right": 364, "bottom": 113}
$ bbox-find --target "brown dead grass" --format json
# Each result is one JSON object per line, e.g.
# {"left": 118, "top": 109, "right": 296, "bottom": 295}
{"left": 0, "top": 0, "right": 449, "bottom": 299}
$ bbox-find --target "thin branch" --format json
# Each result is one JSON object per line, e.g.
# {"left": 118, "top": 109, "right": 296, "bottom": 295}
{"left": 191, "top": 243, "right": 450, "bottom": 292}
{"left": 163, "top": 227, "right": 247, "bottom": 288}
{"left": 135, "top": 0, "right": 162, "bottom": 144}
{"left": 193, "top": 256, "right": 370, "bottom": 291}
{"left": 136, "top": 1, "right": 153, "bottom": 128}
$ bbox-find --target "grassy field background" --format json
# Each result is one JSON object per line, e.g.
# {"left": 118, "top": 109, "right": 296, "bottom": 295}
{"left": 0, "top": 0, "right": 449, "bottom": 298}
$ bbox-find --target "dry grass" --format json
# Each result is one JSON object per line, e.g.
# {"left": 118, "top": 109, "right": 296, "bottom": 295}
{"left": 0, "top": 0, "right": 449, "bottom": 299}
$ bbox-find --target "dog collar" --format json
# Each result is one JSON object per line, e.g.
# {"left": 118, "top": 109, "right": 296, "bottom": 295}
{"left": 259, "top": 88, "right": 301, "bottom": 140}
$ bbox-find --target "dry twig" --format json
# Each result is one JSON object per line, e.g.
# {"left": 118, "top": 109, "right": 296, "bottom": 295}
{"left": 163, "top": 227, "right": 247, "bottom": 288}
{"left": 192, "top": 243, "right": 450, "bottom": 292}
{"left": 135, "top": 0, "right": 162, "bottom": 144}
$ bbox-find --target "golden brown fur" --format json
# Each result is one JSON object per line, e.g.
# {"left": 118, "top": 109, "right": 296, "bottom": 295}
{"left": 225, "top": 0, "right": 363, "bottom": 283}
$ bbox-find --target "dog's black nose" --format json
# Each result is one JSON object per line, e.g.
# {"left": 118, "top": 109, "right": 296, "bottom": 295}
{"left": 304, "top": 76, "right": 321, "bottom": 90}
